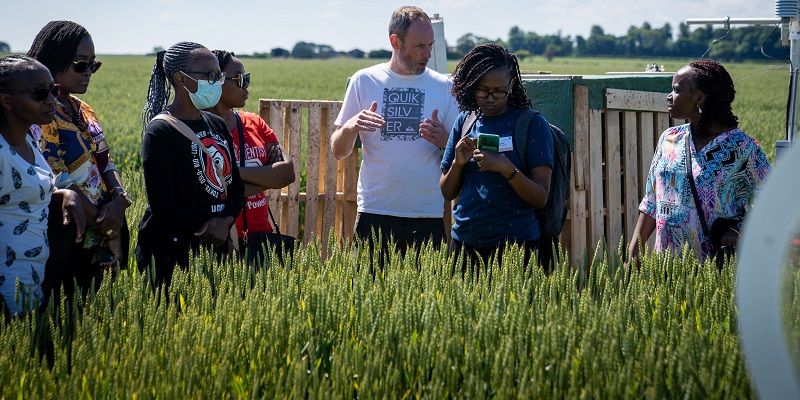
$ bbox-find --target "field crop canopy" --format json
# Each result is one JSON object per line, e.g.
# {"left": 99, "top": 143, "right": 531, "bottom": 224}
{"left": 0, "top": 56, "right": 789, "bottom": 398}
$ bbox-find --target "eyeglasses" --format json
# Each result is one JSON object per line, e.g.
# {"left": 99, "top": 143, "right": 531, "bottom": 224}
{"left": 72, "top": 59, "right": 102, "bottom": 74}
{"left": 226, "top": 72, "right": 250, "bottom": 89}
{"left": 6, "top": 83, "right": 61, "bottom": 102}
{"left": 181, "top": 70, "right": 226, "bottom": 85}
{"left": 475, "top": 83, "right": 512, "bottom": 100}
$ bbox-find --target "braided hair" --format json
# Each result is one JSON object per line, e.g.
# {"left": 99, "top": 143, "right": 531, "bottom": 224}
{"left": 687, "top": 59, "right": 738, "bottom": 135}
{"left": 212, "top": 50, "right": 235, "bottom": 71}
{"left": 450, "top": 43, "right": 531, "bottom": 115}
{"left": 0, "top": 55, "right": 45, "bottom": 124}
{"left": 141, "top": 41, "right": 206, "bottom": 129}
{"left": 27, "top": 21, "right": 89, "bottom": 77}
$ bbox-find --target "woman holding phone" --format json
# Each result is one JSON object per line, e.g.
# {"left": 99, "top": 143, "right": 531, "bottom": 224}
{"left": 440, "top": 44, "right": 553, "bottom": 273}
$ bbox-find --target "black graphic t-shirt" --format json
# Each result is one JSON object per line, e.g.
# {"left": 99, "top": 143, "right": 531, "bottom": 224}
{"left": 140, "top": 111, "right": 244, "bottom": 248}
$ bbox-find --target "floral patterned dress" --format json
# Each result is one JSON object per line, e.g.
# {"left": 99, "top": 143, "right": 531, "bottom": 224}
{"left": 34, "top": 96, "right": 115, "bottom": 203}
{"left": 639, "top": 124, "right": 771, "bottom": 260}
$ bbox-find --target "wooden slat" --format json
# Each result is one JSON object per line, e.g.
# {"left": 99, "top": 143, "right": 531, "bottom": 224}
{"left": 638, "top": 113, "right": 655, "bottom": 200}
{"left": 286, "top": 103, "right": 302, "bottom": 237}
{"left": 622, "top": 111, "right": 639, "bottom": 246}
{"left": 606, "top": 88, "right": 668, "bottom": 113}
{"left": 573, "top": 85, "right": 589, "bottom": 190}
{"left": 342, "top": 153, "right": 359, "bottom": 240}
{"left": 325, "top": 103, "right": 341, "bottom": 245}
{"left": 588, "top": 109, "right": 604, "bottom": 251}
{"left": 569, "top": 161, "right": 587, "bottom": 266}
{"left": 335, "top": 158, "right": 346, "bottom": 239}
{"left": 605, "top": 110, "right": 623, "bottom": 253}
{"left": 656, "top": 112, "right": 670, "bottom": 142}
{"left": 267, "top": 102, "right": 284, "bottom": 230}
{"left": 304, "top": 103, "right": 322, "bottom": 245}
{"left": 320, "top": 104, "right": 338, "bottom": 254}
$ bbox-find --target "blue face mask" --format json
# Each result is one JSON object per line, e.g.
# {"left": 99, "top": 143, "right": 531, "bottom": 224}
{"left": 182, "top": 72, "right": 224, "bottom": 110}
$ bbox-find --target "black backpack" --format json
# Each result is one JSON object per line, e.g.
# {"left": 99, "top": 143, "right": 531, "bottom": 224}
{"left": 461, "top": 110, "right": 571, "bottom": 241}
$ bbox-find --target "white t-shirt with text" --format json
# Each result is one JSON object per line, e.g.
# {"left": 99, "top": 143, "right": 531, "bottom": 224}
{"left": 335, "top": 63, "right": 458, "bottom": 218}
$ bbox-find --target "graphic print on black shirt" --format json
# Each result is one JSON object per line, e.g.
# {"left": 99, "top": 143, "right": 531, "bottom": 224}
{"left": 381, "top": 87, "right": 425, "bottom": 141}
{"left": 191, "top": 129, "right": 233, "bottom": 200}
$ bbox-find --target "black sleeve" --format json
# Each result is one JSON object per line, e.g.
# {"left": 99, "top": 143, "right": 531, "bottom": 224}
{"left": 141, "top": 120, "right": 198, "bottom": 239}
{"left": 203, "top": 112, "right": 244, "bottom": 220}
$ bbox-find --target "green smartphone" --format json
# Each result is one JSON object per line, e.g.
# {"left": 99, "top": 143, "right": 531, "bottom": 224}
{"left": 476, "top": 133, "right": 500, "bottom": 152}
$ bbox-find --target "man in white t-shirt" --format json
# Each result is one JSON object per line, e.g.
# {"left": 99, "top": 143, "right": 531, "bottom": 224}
{"left": 331, "top": 6, "right": 458, "bottom": 270}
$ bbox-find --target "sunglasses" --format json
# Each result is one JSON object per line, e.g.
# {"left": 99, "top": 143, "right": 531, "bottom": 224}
{"left": 72, "top": 59, "right": 102, "bottom": 74}
{"left": 226, "top": 72, "right": 250, "bottom": 89}
{"left": 7, "top": 83, "right": 61, "bottom": 102}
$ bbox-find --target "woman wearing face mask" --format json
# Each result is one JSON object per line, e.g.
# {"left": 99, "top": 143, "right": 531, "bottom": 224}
{"left": 27, "top": 21, "right": 131, "bottom": 296}
{"left": 0, "top": 55, "right": 85, "bottom": 317}
{"left": 137, "top": 42, "right": 244, "bottom": 285}
{"left": 207, "top": 50, "right": 295, "bottom": 266}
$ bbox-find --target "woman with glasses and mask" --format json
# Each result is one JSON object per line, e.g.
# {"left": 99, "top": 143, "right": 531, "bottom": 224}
{"left": 207, "top": 50, "right": 294, "bottom": 266}
{"left": 138, "top": 42, "right": 244, "bottom": 286}
{"left": 0, "top": 55, "right": 85, "bottom": 317}
{"left": 27, "top": 21, "right": 131, "bottom": 298}
{"left": 440, "top": 44, "right": 553, "bottom": 273}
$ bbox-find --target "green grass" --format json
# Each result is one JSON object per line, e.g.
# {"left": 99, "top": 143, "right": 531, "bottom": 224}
{"left": 0, "top": 242, "right": 758, "bottom": 398}
{"left": 0, "top": 56, "right": 792, "bottom": 397}
{"left": 80, "top": 56, "right": 788, "bottom": 169}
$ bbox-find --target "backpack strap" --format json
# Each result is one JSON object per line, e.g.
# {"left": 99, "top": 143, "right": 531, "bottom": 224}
{"left": 513, "top": 109, "right": 540, "bottom": 175}
{"left": 461, "top": 111, "right": 478, "bottom": 138}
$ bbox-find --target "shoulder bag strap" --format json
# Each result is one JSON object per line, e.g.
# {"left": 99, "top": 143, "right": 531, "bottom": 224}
{"left": 461, "top": 111, "right": 478, "bottom": 138}
{"left": 152, "top": 112, "right": 227, "bottom": 194}
{"left": 685, "top": 132, "right": 710, "bottom": 237}
{"left": 233, "top": 111, "right": 249, "bottom": 242}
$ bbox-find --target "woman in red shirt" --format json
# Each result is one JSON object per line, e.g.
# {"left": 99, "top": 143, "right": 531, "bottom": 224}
{"left": 208, "top": 50, "right": 295, "bottom": 266}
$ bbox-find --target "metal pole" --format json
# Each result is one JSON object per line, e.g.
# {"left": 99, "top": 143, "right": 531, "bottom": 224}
{"left": 686, "top": 17, "right": 781, "bottom": 25}
{"left": 789, "top": 19, "right": 800, "bottom": 143}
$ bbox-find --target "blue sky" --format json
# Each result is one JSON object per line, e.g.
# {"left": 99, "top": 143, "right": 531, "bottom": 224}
{"left": 4, "top": 0, "right": 773, "bottom": 54}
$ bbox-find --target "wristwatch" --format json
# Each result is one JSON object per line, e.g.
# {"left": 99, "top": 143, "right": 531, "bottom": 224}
{"left": 111, "top": 186, "right": 133, "bottom": 208}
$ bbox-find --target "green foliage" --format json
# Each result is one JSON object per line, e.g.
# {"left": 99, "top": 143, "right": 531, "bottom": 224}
{"left": 0, "top": 236, "right": 761, "bottom": 398}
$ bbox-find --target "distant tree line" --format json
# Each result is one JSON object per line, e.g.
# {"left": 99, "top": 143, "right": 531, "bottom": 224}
{"left": 269, "top": 23, "right": 787, "bottom": 61}
{"left": 13, "top": 21, "right": 778, "bottom": 61}
{"left": 451, "top": 23, "right": 787, "bottom": 61}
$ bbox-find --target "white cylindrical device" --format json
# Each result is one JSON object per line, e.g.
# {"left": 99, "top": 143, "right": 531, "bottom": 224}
{"left": 430, "top": 14, "right": 448, "bottom": 75}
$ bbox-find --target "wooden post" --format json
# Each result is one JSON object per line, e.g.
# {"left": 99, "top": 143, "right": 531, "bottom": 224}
{"left": 622, "top": 111, "right": 639, "bottom": 245}
{"left": 588, "top": 109, "right": 605, "bottom": 253}
{"left": 304, "top": 103, "right": 322, "bottom": 245}
{"left": 605, "top": 110, "right": 623, "bottom": 254}
{"left": 570, "top": 85, "right": 590, "bottom": 265}
{"left": 286, "top": 102, "right": 302, "bottom": 237}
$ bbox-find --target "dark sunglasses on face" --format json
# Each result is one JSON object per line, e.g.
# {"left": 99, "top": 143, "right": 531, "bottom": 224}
{"left": 72, "top": 59, "right": 102, "bottom": 73}
{"left": 7, "top": 83, "right": 61, "bottom": 102}
{"left": 226, "top": 72, "right": 250, "bottom": 89}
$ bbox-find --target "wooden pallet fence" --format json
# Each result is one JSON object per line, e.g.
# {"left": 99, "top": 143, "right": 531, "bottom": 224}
{"left": 258, "top": 88, "right": 672, "bottom": 265}
{"left": 258, "top": 99, "right": 357, "bottom": 257}
{"left": 566, "top": 87, "right": 673, "bottom": 265}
